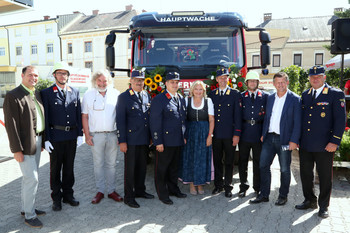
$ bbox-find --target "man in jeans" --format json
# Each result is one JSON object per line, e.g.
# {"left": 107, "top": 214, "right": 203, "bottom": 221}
{"left": 250, "top": 72, "right": 301, "bottom": 206}
{"left": 4, "top": 66, "right": 46, "bottom": 228}
{"left": 82, "top": 69, "right": 123, "bottom": 204}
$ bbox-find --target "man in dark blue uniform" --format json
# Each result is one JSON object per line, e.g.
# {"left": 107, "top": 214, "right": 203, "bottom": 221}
{"left": 238, "top": 71, "right": 268, "bottom": 198}
{"left": 208, "top": 67, "right": 242, "bottom": 198}
{"left": 150, "top": 72, "right": 187, "bottom": 205}
{"left": 295, "top": 66, "right": 346, "bottom": 218}
{"left": 41, "top": 61, "right": 83, "bottom": 211}
{"left": 116, "top": 70, "right": 154, "bottom": 208}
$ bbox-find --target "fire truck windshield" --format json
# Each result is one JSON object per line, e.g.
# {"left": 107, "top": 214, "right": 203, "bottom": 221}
{"left": 133, "top": 27, "right": 244, "bottom": 69}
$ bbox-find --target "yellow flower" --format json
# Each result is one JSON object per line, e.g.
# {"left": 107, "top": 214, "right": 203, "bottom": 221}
{"left": 154, "top": 74, "right": 162, "bottom": 83}
{"left": 145, "top": 78, "right": 153, "bottom": 86}
{"left": 151, "top": 83, "right": 158, "bottom": 91}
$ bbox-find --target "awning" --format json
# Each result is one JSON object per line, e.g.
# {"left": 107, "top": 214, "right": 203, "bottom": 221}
{"left": 325, "top": 54, "right": 350, "bottom": 70}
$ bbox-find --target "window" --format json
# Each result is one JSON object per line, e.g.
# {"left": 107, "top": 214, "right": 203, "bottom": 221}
{"left": 84, "top": 41, "right": 92, "bottom": 52}
{"left": 47, "top": 43, "right": 53, "bottom": 53}
{"left": 272, "top": 54, "right": 281, "bottom": 67}
{"left": 45, "top": 25, "right": 53, "bottom": 33}
{"left": 16, "top": 46, "right": 22, "bottom": 56}
{"left": 252, "top": 55, "right": 260, "bottom": 67}
{"left": 315, "top": 53, "right": 324, "bottom": 66}
{"left": 128, "top": 41, "right": 132, "bottom": 49}
{"left": 85, "top": 61, "right": 93, "bottom": 70}
{"left": 31, "top": 45, "right": 37, "bottom": 55}
{"left": 294, "top": 54, "right": 302, "bottom": 66}
{"left": 68, "top": 43, "right": 73, "bottom": 54}
{"left": 0, "top": 47, "right": 5, "bottom": 56}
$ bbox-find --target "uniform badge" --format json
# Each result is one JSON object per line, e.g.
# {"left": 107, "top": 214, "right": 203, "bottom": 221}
{"left": 245, "top": 92, "right": 249, "bottom": 97}
{"left": 165, "top": 93, "right": 171, "bottom": 99}
{"left": 129, "top": 90, "right": 135, "bottom": 95}
{"left": 216, "top": 90, "right": 219, "bottom": 95}
{"left": 307, "top": 89, "right": 312, "bottom": 95}
{"left": 321, "top": 112, "right": 326, "bottom": 118}
{"left": 226, "top": 89, "right": 230, "bottom": 95}
{"left": 53, "top": 86, "right": 58, "bottom": 93}
{"left": 341, "top": 102, "right": 345, "bottom": 108}
{"left": 322, "top": 87, "right": 328, "bottom": 94}
{"left": 258, "top": 91, "right": 262, "bottom": 97}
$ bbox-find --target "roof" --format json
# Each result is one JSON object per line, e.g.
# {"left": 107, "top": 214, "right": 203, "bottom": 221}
{"left": 61, "top": 10, "right": 137, "bottom": 34}
{"left": 257, "top": 15, "right": 338, "bottom": 43}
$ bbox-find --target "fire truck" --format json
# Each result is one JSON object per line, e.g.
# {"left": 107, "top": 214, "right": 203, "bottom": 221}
{"left": 105, "top": 11, "right": 271, "bottom": 86}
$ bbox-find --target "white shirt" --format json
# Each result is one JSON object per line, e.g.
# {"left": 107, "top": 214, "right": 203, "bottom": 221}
{"left": 312, "top": 84, "right": 325, "bottom": 99}
{"left": 82, "top": 87, "right": 120, "bottom": 132}
{"left": 185, "top": 97, "right": 214, "bottom": 116}
{"left": 268, "top": 91, "right": 287, "bottom": 134}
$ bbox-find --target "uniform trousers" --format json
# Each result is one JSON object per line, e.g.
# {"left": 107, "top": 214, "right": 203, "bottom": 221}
{"left": 238, "top": 140, "right": 262, "bottom": 192}
{"left": 155, "top": 146, "right": 181, "bottom": 200}
{"left": 50, "top": 139, "right": 77, "bottom": 202}
{"left": 90, "top": 132, "right": 118, "bottom": 194}
{"left": 19, "top": 135, "right": 41, "bottom": 219}
{"left": 299, "top": 149, "right": 334, "bottom": 209}
{"left": 212, "top": 137, "right": 236, "bottom": 192}
{"left": 124, "top": 145, "right": 148, "bottom": 202}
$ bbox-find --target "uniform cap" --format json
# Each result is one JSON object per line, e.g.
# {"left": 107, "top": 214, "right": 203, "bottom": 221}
{"left": 309, "top": 66, "right": 325, "bottom": 76}
{"left": 166, "top": 72, "right": 180, "bottom": 81}
{"left": 52, "top": 61, "right": 71, "bottom": 75}
{"left": 245, "top": 71, "right": 260, "bottom": 81}
{"left": 131, "top": 70, "right": 145, "bottom": 79}
{"left": 216, "top": 68, "right": 229, "bottom": 77}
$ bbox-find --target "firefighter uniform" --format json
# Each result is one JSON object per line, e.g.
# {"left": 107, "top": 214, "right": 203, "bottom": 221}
{"left": 239, "top": 89, "right": 268, "bottom": 195}
{"left": 41, "top": 84, "right": 83, "bottom": 203}
{"left": 116, "top": 70, "right": 153, "bottom": 206}
{"left": 150, "top": 72, "right": 187, "bottom": 203}
{"left": 208, "top": 68, "right": 242, "bottom": 194}
{"left": 298, "top": 66, "right": 346, "bottom": 216}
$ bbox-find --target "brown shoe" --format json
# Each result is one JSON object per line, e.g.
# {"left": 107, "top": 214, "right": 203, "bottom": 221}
{"left": 108, "top": 191, "right": 123, "bottom": 202}
{"left": 92, "top": 192, "right": 104, "bottom": 204}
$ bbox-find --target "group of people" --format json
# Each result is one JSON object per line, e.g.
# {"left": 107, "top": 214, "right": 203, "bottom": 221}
{"left": 3, "top": 62, "right": 346, "bottom": 228}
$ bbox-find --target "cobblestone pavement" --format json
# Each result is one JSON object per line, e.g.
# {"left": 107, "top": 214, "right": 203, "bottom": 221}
{"left": 1, "top": 111, "right": 350, "bottom": 232}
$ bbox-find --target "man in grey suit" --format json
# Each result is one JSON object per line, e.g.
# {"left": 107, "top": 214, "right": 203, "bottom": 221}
{"left": 3, "top": 66, "right": 46, "bottom": 228}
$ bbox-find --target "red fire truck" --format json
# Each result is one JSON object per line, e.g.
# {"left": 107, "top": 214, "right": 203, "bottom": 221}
{"left": 105, "top": 11, "right": 271, "bottom": 86}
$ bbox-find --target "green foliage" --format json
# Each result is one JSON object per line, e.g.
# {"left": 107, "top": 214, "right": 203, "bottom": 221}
{"left": 336, "top": 128, "right": 350, "bottom": 162}
{"left": 334, "top": 9, "right": 350, "bottom": 18}
{"left": 35, "top": 78, "right": 54, "bottom": 92}
{"left": 281, "top": 65, "right": 306, "bottom": 95}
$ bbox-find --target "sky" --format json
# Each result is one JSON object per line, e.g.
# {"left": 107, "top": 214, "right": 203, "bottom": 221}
{"left": 0, "top": 0, "right": 349, "bottom": 27}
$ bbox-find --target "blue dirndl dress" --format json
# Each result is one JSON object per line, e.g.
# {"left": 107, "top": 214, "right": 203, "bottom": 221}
{"left": 179, "top": 97, "right": 212, "bottom": 185}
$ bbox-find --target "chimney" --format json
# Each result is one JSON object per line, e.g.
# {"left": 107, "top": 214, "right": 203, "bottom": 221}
{"left": 73, "top": 11, "right": 80, "bottom": 14}
{"left": 334, "top": 7, "right": 345, "bottom": 13}
{"left": 264, "top": 13, "right": 272, "bottom": 22}
{"left": 142, "top": 9, "right": 147, "bottom": 13}
{"left": 92, "top": 10, "right": 99, "bottom": 15}
{"left": 43, "top": 15, "right": 50, "bottom": 20}
{"left": 125, "top": 4, "right": 133, "bottom": 11}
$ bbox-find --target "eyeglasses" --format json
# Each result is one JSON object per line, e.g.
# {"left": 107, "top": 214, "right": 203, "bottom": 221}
{"left": 93, "top": 94, "right": 105, "bottom": 111}
{"left": 56, "top": 71, "right": 69, "bottom": 76}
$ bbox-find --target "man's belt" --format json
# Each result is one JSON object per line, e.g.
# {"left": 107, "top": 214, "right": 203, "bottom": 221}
{"left": 244, "top": 119, "right": 263, "bottom": 126}
{"left": 51, "top": 125, "right": 77, "bottom": 132}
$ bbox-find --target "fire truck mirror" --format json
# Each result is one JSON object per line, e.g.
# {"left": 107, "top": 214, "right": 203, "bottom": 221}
{"left": 260, "top": 44, "right": 270, "bottom": 68}
{"left": 259, "top": 31, "right": 271, "bottom": 44}
{"left": 106, "top": 46, "right": 115, "bottom": 70}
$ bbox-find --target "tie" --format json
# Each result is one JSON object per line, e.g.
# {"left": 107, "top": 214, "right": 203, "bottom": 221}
{"left": 62, "top": 89, "right": 66, "bottom": 99}
{"left": 251, "top": 93, "right": 255, "bottom": 103}
{"left": 220, "top": 90, "right": 224, "bottom": 96}
{"left": 137, "top": 92, "right": 143, "bottom": 105}
{"left": 312, "top": 90, "right": 316, "bottom": 100}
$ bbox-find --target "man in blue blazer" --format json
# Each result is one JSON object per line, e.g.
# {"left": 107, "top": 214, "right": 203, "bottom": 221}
{"left": 250, "top": 72, "right": 301, "bottom": 206}
{"left": 116, "top": 70, "right": 154, "bottom": 208}
{"left": 41, "top": 62, "right": 83, "bottom": 211}
{"left": 150, "top": 72, "right": 187, "bottom": 205}
{"left": 208, "top": 67, "right": 242, "bottom": 198}
{"left": 295, "top": 66, "right": 346, "bottom": 218}
{"left": 238, "top": 71, "right": 268, "bottom": 198}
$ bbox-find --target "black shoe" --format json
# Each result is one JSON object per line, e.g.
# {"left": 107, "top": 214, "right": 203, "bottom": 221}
{"left": 124, "top": 199, "right": 140, "bottom": 208}
{"left": 225, "top": 191, "right": 232, "bottom": 198}
{"left": 238, "top": 190, "right": 246, "bottom": 198}
{"left": 295, "top": 200, "right": 317, "bottom": 210}
{"left": 52, "top": 201, "right": 62, "bottom": 211}
{"left": 249, "top": 196, "right": 269, "bottom": 204}
{"left": 24, "top": 217, "right": 43, "bottom": 228}
{"left": 21, "top": 209, "right": 46, "bottom": 217}
{"left": 135, "top": 192, "right": 155, "bottom": 199}
{"left": 254, "top": 191, "right": 260, "bottom": 197}
{"left": 63, "top": 197, "right": 80, "bottom": 206}
{"left": 212, "top": 187, "right": 224, "bottom": 195}
{"left": 275, "top": 197, "right": 288, "bottom": 206}
{"left": 160, "top": 198, "right": 173, "bottom": 205}
{"left": 170, "top": 192, "right": 187, "bottom": 198}
{"left": 318, "top": 208, "right": 329, "bottom": 218}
